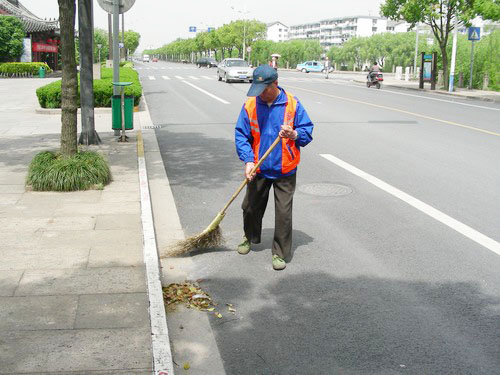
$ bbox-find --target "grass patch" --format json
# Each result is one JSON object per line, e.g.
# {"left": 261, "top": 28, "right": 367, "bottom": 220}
{"left": 26, "top": 151, "right": 111, "bottom": 191}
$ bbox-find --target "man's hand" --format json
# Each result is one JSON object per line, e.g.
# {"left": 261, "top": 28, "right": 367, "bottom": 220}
{"left": 279, "top": 124, "right": 297, "bottom": 140}
{"left": 245, "top": 162, "right": 256, "bottom": 181}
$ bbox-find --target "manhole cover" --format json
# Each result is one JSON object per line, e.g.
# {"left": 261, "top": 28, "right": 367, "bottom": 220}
{"left": 298, "top": 183, "right": 353, "bottom": 197}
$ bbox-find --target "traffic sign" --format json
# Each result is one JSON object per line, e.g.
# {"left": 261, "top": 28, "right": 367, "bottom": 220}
{"left": 97, "top": 0, "right": 135, "bottom": 14}
{"left": 468, "top": 27, "right": 481, "bottom": 41}
{"left": 246, "top": 46, "right": 251, "bottom": 53}
{"left": 208, "top": 27, "right": 215, "bottom": 32}
{"left": 118, "top": 42, "right": 124, "bottom": 48}
{"left": 189, "top": 26, "right": 197, "bottom": 32}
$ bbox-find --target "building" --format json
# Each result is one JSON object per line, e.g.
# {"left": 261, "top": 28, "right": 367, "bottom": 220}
{"left": 266, "top": 21, "right": 289, "bottom": 42}
{"left": 0, "top": 0, "right": 60, "bottom": 69}
{"left": 289, "top": 16, "right": 410, "bottom": 49}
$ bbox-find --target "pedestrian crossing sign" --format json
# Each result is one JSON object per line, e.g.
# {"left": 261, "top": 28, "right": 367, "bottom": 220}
{"left": 468, "top": 27, "right": 480, "bottom": 41}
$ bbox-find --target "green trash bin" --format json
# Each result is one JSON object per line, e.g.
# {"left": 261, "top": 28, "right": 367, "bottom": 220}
{"left": 38, "top": 66, "right": 45, "bottom": 78}
{"left": 111, "top": 95, "right": 134, "bottom": 130}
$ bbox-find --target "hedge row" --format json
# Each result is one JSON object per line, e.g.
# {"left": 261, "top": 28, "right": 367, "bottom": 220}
{"left": 36, "top": 67, "right": 142, "bottom": 108}
{"left": 0, "top": 62, "right": 52, "bottom": 75}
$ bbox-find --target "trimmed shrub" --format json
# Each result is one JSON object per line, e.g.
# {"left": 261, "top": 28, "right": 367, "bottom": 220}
{"left": 35, "top": 66, "right": 142, "bottom": 108}
{"left": 26, "top": 150, "right": 111, "bottom": 191}
{"left": 0, "top": 62, "right": 52, "bottom": 76}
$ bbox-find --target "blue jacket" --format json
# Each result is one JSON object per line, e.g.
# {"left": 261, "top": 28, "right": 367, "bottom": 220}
{"left": 235, "top": 87, "right": 314, "bottom": 179}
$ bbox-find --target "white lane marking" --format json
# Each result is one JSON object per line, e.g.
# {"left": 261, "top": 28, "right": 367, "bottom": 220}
{"left": 148, "top": 76, "right": 156, "bottom": 80}
{"left": 161, "top": 67, "right": 166, "bottom": 69}
{"left": 188, "top": 75, "right": 199, "bottom": 80}
{"left": 328, "top": 80, "right": 500, "bottom": 112}
{"left": 161, "top": 76, "right": 170, "bottom": 80}
{"left": 320, "top": 153, "right": 500, "bottom": 257}
{"left": 175, "top": 75, "right": 184, "bottom": 80}
{"left": 182, "top": 80, "right": 230, "bottom": 104}
{"left": 201, "top": 76, "right": 214, "bottom": 80}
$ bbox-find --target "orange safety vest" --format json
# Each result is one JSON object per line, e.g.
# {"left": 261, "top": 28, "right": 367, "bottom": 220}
{"left": 244, "top": 92, "right": 300, "bottom": 175}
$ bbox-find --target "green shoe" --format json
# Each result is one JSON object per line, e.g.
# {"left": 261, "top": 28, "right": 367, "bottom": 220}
{"left": 272, "top": 255, "right": 286, "bottom": 270}
{"left": 237, "top": 238, "right": 251, "bottom": 255}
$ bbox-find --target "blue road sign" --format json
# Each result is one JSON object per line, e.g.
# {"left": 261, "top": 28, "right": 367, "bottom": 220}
{"left": 468, "top": 27, "right": 480, "bottom": 41}
{"left": 189, "top": 26, "right": 197, "bottom": 32}
{"left": 208, "top": 27, "right": 215, "bottom": 32}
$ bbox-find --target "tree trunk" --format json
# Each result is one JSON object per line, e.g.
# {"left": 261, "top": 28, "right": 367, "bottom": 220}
{"left": 58, "top": 0, "right": 78, "bottom": 157}
{"left": 78, "top": 0, "right": 100, "bottom": 145}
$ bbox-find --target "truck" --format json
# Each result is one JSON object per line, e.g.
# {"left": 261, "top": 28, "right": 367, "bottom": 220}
{"left": 142, "top": 54, "right": 150, "bottom": 63}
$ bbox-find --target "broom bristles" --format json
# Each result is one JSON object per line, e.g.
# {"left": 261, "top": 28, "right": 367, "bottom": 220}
{"left": 167, "top": 224, "right": 224, "bottom": 257}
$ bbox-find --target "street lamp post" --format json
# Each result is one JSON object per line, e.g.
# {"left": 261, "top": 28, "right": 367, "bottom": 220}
{"left": 231, "top": 5, "right": 249, "bottom": 60}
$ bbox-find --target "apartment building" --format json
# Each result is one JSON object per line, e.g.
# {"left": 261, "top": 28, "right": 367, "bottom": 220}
{"left": 288, "top": 16, "right": 407, "bottom": 49}
{"left": 266, "top": 21, "right": 289, "bottom": 42}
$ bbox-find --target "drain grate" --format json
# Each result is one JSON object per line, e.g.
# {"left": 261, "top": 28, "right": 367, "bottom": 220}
{"left": 142, "top": 125, "right": 162, "bottom": 129}
{"left": 298, "top": 183, "right": 353, "bottom": 197}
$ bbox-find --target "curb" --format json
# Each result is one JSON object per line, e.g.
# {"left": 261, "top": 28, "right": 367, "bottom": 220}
{"left": 36, "top": 106, "right": 141, "bottom": 115}
{"left": 353, "top": 79, "right": 500, "bottom": 103}
{"left": 137, "top": 123, "right": 175, "bottom": 372}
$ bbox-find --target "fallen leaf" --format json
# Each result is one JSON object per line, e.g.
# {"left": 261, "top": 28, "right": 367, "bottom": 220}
{"left": 216, "top": 313, "right": 222, "bottom": 319}
{"left": 183, "top": 362, "right": 190, "bottom": 370}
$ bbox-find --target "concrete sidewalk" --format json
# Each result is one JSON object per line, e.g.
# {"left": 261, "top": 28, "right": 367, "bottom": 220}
{"left": 0, "top": 78, "right": 163, "bottom": 374}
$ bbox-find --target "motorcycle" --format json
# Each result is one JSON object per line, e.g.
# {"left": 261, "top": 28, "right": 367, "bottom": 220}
{"left": 366, "top": 71, "right": 383, "bottom": 89}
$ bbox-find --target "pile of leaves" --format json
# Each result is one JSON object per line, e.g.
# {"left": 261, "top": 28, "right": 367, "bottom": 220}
{"left": 163, "top": 282, "right": 236, "bottom": 319}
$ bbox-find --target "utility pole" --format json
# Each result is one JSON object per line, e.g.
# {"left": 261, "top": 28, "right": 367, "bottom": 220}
{"left": 108, "top": 13, "right": 112, "bottom": 59}
{"left": 112, "top": 0, "right": 119, "bottom": 95}
{"left": 448, "top": 15, "right": 459, "bottom": 92}
{"left": 413, "top": 24, "right": 419, "bottom": 78}
{"left": 122, "top": 12, "right": 125, "bottom": 60}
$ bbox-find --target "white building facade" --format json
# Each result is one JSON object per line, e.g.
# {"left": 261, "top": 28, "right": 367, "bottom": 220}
{"left": 266, "top": 21, "right": 289, "bottom": 42}
{"left": 289, "top": 16, "right": 402, "bottom": 49}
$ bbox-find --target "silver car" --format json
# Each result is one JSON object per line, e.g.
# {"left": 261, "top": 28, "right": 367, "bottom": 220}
{"left": 217, "top": 58, "right": 253, "bottom": 83}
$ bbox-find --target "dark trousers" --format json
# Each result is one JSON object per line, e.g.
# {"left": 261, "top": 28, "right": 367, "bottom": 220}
{"left": 241, "top": 173, "right": 296, "bottom": 259}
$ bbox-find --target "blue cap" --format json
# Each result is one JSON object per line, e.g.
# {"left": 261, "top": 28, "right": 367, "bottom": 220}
{"left": 247, "top": 64, "right": 278, "bottom": 96}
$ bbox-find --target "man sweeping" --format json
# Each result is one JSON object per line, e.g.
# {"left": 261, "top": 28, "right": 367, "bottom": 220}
{"left": 235, "top": 64, "right": 314, "bottom": 270}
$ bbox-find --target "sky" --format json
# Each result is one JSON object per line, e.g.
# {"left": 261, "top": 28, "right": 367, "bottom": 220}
{"left": 20, "top": 0, "right": 385, "bottom": 52}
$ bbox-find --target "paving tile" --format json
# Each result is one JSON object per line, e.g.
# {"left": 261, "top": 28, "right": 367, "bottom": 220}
{"left": 0, "top": 245, "right": 89, "bottom": 270}
{"left": 95, "top": 214, "right": 141, "bottom": 230}
{"left": 16, "top": 267, "right": 147, "bottom": 296}
{"left": 0, "top": 327, "right": 152, "bottom": 373}
{"left": 74, "top": 293, "right": 149, "bottom": 329}
{"left": 54, "top": 202, "right": 140, "bottom": 216}
{"left": 0, "top": 295, "right": 78, "bottom": 330}
{"left": 87, "top": 244, "right": 143, "bottom": 268}
{"left": 40, "top": 229, "right": 143, "bottom": 248}
{"left": 104, "top": 181, "right": 140, "bottom": 193}
{"left": 100, "top": 190, "right": 140, "bottom": 203}
{"left": 0, "top": 193, "right": 22, "bottom": 205}
{"left": 0, "top": 270, "right": 23, "bottom": 297}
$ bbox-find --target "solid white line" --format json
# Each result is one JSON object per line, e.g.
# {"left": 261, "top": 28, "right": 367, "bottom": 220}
{"left": 137, "top": 130, "right": 175, "bottom": 374}
{"left": 188, "top": 75, "right": 199, "bottom": 80}
{"left": 320, "top": 153, "right": 500, "bottom": 257}
{"left": 175, "top": 75, "right": 184, "bottom": 80}
{"left": 161, "top": 76, "right": 170, "bottom": 80}
{"left": 183, "top": 80, "right": 230, "bottom": 104}
{"left": 148, "top": 76, "right": 156, "bottom": 80}
{"left": 328, "top": 80, "right": 500, "bottom": 111}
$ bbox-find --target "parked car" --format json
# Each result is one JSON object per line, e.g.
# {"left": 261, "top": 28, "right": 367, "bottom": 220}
{"left": 296, "top": 61, "right": 331, "bottom": 73}
{"left": 196, "top": 57, "right": 218, "bottom": 68}
{"left": 152, "top": 57, "right": 158, "bottom": 62}
{"left": 217, "top": 58, "right": 253, "bottom": 83}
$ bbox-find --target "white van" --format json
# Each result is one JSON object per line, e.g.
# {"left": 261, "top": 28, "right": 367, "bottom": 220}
{"left": 143, "top": 54, "right": 150, "bottom": 63}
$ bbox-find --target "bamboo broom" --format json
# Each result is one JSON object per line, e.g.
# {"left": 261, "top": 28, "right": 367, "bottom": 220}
{"left": 168, "top": 135, "right": 282, "bottom": 256}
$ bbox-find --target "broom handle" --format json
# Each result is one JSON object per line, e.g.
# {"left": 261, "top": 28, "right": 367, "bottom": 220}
{"left": 220, "top": 135, "right": 282, "bottom": 215}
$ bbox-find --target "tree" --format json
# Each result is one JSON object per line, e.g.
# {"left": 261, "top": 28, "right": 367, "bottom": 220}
{"left": 124, "top": 30, "right": 140, "bottom": 56}
{"left": 380, "top": 0, "right": 491, "bottom": 88}
{"left": 0, "top": 15, "right": 25, "bottom": 62}
{"left": 58, "top": 0, "right": 78, "bottom": 157}
{"left": 94, "top": 28, "right": 109, "bottom": 63}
